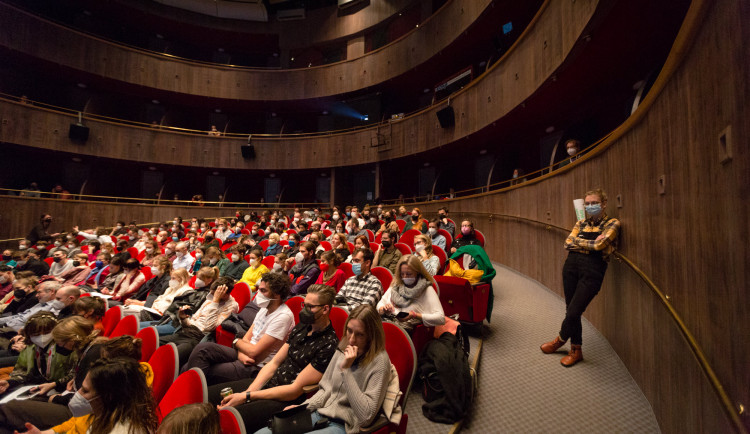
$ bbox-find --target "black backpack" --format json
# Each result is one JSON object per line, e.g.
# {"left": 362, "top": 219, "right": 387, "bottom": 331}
{"left": 417, "top": 331, "right": 473, "bottom": 424}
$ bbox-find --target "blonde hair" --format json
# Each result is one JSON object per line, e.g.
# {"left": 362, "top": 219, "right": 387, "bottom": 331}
{"left": 268, "top": 233, "right": 280, "bottom": 242}
{"left": 584, "top": 188, "right": 608, "bottom": 203}
{"left": 339, "top": 304, "right": 385, "bottom": 367}
{"left": 171, "top": 268, "right": 190, "bottom": 285}
{"left": 414, "top": 234, "right": 434, "bottom": 256}
{"left": 391, "top": 254, "right": 436, "bottom": 289}
{"left": 196, "top": 266, "right": 220, "bottom": 284}
{"left": 52, "top": 315, "right": 99, "bottom": 350}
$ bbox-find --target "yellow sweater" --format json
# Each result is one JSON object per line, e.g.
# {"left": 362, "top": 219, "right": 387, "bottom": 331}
{"left": 51, "top": 362, "right": 154, "bottom": 434}
{"left": 239, "top": 264, "right": 269, "bottom": 291}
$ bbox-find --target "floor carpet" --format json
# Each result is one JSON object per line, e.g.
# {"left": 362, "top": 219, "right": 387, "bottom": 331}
{"left": 404, "top": 262, "right": 660, "bottom": 433}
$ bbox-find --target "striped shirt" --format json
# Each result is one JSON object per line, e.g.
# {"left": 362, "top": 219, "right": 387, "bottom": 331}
{"left": 564, "top": 214, "right": 621, "bottom": 261}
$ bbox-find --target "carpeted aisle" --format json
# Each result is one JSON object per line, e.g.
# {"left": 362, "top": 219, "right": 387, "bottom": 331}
{"left": 405, "top": 262, "right": 660, "bottom": 433}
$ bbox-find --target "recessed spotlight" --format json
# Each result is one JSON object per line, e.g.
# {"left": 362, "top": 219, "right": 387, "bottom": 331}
{"left": 215, "top": 108, "right": 222, "bottom": 113}
{"left": 71, "top": 157, "right": 82, "bottom": 162}
{"left": 271, "top": 112, "right": 277, "bottom": 117}
{"left": 156, "top": 33, "right": 164, "bottom": 39}
{"left": 322, "top": 111, "right": 329, "bottom": 115}
{"left": 423, "top": 88, "right": 431, "bottom": 93}
{"left": 218, "top": 48, "right": 225, "bottom": 52}
{"left": 269, "top": 173, "right": 276, "bottom": 178}
{"left": 272, "top": 53, "right": 279, "bottom": 57}
{"left": 148, "top": 166, "right": 157, "bottom": 171}
{"left": 479, "top": 61, "right": 487, "bottom": 67}
{"left": 82, "top": 10, "right": 92, "bottom": 16}
{"left": 545, "top": 126, "right": 555, "bottom": 133}
{"left": 152, "top": 99, "right": 160, "bottom": 105}
{"left": 290, "top": 57, "right": 295, "bottom": 61}
{"left": 479, "top": 149, "right": 487, "bottom": 155}
{"left": 320, "top": 173, "right": 327, "bottom": 177}
{"left": 212, "top": 171, "right": 219, "bottom": 175}
{"left": 77, "top": 83, "right": 87, "bottom": 89}
{"left": 423, "top": 162, "right": 430, "bottom": 167}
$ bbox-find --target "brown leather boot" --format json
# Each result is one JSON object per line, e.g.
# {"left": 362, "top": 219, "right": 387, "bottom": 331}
{"left": 561, "top": 344, "right": 583, "bottom": 367}
{"left": 540, "top": 336, "right": 567, "bottom": 354}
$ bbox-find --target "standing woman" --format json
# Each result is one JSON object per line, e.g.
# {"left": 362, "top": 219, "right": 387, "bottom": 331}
{"left": 413, "top": 234, "right": 440, "bottom": 276}
{"left": 540, "top": 188, "right": 621, "bottom": 367}
{"left": 315, "top": 251, "right": 346, "bottom": 293}
{"left": 257, "top": 304, "right": 390, "bottom": 434}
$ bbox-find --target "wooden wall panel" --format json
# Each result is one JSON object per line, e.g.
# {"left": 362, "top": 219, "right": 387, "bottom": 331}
{"left": 0, "top": 0, "right": 489, "bottom": 101}
{"left": 0, "top": 0, "right": 598, "bottom": 171}
{"left": 414, "top": 1, "right": 749, "bottom": 431}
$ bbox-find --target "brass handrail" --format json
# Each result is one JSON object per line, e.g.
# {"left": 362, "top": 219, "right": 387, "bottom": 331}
{"left": 456, "top": 211, "right": 746, "bottom": 433}
{"left": 0, "top": 188, "right": 320, "bottom": 209}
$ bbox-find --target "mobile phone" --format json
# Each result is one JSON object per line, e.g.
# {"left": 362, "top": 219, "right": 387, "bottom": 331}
{"left": 18, "top": 388, "right": 39, "bottom": 399}
{"left": 396, "top": 312, "right": 409, "bottom": 319}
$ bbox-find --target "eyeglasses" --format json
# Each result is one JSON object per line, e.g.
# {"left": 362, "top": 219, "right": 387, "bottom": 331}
{"left": 301, "top": 302, "right": 324, "bottom": 310}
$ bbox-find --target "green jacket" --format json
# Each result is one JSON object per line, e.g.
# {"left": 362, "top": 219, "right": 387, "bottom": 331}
{"left": 9, "top": 343, "right": 78, "bottom": 389}
{"left": 450, "top": 244, "right": 496, "bottom": 321}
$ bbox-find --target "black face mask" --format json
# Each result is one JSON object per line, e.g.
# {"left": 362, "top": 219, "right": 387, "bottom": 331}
{"left": 72, "top": 261, "right": 81, "bottom": 267}
{"left": 2, "top": 255, "right": 10, "bottom": 261}
{"left": 14, "top": 289, "right": 26, "bottom": 299}
{"left": 411, "top": 215, "right": 418, "bottom": 222}
{"left": 299, "top": 307, "right": 318, "bottom": 325}
{"left": 53, "top": 257, "right": 62, "bottom": 263}
{"left": 381, "top": 240, "right": 392, "bottom": 248}
{"left": 55, "top": 344, "right": 73, "bottom": 356}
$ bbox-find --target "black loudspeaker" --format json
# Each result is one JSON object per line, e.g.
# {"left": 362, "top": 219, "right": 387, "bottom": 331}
{"left": 241, "top": 145, "right": 256, "bottom": 159}
{"left": 68, "top": 124, "right": 90, "bottom": 142}
{"left": 436, "top": 106, "right": 455, "bottom": 128}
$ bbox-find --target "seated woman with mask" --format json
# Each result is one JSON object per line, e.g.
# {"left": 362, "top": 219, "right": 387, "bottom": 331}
{"left": 377, "top": 255, "right": 445, "bottom": 333}
{"left": 123, "top": 268, "right": 191, "bottom": 320}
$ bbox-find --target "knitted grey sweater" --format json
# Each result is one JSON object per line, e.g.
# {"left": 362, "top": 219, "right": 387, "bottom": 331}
{"left": 304, "top": 349, "right": 390, "bottom": 433}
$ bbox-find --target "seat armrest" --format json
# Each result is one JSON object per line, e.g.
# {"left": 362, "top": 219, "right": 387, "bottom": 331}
{"left": 360, "top": 414, "right": 389, "bottom": 433}
{"left": 302, "top": 384, "right": 319, "bottom": 394}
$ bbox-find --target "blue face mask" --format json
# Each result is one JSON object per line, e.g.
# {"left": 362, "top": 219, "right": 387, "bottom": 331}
{"left": 351, "top": 262, "right": 362, "bottom": 275}
{"left": 172, "top": 236, "right": 179, "bottom": 241}
{"left": 94, "top": 260, "right": 103, "bottom": 268}
{"left": 288, "top": 241, "right": 295, "bottom": 247}
{"left": 585, "top": 204, "right": 603, "bottom": 217}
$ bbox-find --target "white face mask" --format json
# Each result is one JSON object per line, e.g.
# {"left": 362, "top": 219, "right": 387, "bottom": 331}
{"left": 50, "top": 299, "right": 66, "bottom": 311}
{"left": 175, "top": 251, "right": 184, "bottom": 258}
{"left": 0, "top": 276, "right": 6, "bottom": 284}
{"left": 194, "top": 278, "right": 206, "bottom": 288}
{"left": 567, "top": 148, "right": 578, "bottom": 156}
{"left": 210, "top": 258, "right": 218, "bottom": 265}
{"left": 414, "top": 244, "right": 425, "bottom": 253}
{"left": 255, "top": 292, "right": 272, "bottom": 309}
{"left": 169, "top": 279, "right": 180, "bottom": 289}
{"left": 196, "top": 252, "right": 203, "bottom": 259}
{"left": 150, "top": 266, "right": 160, "bottom": 276}
{"left": 428, "top": 228, "right": 437, "bottom": 236}
{"left": 145, "top": 248, "right": 154, "bottom": 253}
{"left": 249, "top": 258, "right": 257, "bottom": 266}
{"left": 295, "top": 252, "right": 304, "bottom": 263}
{"left": 54, "top": 241, "right": 62, "bottom": 247}
{"left": 30, "top": 333, "right": 54, "bottom": 348}
{"left": 402, "top": 277, "right": 417, "bottom": 286}
{"left": 231, "top": 254, "right": 240, "bottom": 262}
{"left": 272, "top": 263, "right": 282, "bottom": 271}
{"left": 165, "top": 249, "right": 173, "bottom": 255}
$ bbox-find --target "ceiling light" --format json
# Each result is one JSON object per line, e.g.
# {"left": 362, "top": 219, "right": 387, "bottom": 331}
{"left": 479, "top": 149, "right": 487, "bottom": 155}
{"left": 545, "top": 126, "right": 555, "bottom": 133}
{"left": 215, "top": 108, "right": 222, "bottom": 113}
{"left": 212, "top": 171, "right": 219, "bottom": 175}
{"left": 148, "top": 166, "right": 157, "bottom": 171}
{"left": 152, "top": 99, "right": 160, "bottom": 104}
{"left": 77, "top": 83, "right": 87, "bottom": 89}
{"left": 71, "top": 157, "right": 82, "bottom": 162}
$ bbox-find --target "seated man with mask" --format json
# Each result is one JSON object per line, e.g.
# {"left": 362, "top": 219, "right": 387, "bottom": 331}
{"left": 183, "top": 272, "right": 295, "bottom": 385}
{"left": 335, "top": 248, "right": 383, "bottom": 312}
